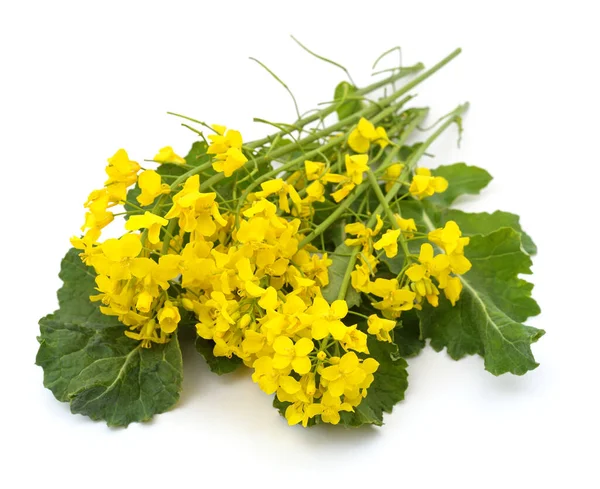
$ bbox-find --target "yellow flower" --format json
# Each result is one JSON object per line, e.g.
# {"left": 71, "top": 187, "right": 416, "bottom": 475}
{"left": 319, "top": 391, "right": 354, "bottom": 425}
{"left": 347, "top": 118, "right": 389, "bottom": 154}
{"left": 272, "top": 336, "right": 314, "bottom": 374}
{"left": 207, "top": 125, "right": 248, "bottom": 177}
{"left": 444, "top": 276, "right": 463, "bottom": 306}
{"left": 212, "top": 147, "right": 248, "bottom": 177}
{"left": 125, "top": 319, "right": 166, "bottom": 348}
{"left": 251, "top": 356, "right": 285, "bottom": 395}
{"left": 320, "top": 351, "right": 376, "bottom": 397}
{"left": 157, "top": 301, "right": 181, "bottom": 333}
{"left": 395, "top": 214, "right": 417, "bottom": 238}
{"left": 165, "top": 175, "right": 227, "bottom": 235}
{"left": 195, "top": 291, "right": 237, "bottom": 339}
{"left": 285, "top": 401, "right": 322, "bottom": 427}
{"left": 137, "top": 170, "right": 170, "bottom": 206}
{"left": 373, "top": 229, "right": 401, "bottom": 258}
{"left": 125, "top": 211, "right": 168, "bottom": 244}
{"left": 307, "top": 297, "right": 349, "bottom": 340}
{"left": 345, "top": 154, "right": 369, "bottom": 185}
{"left": 405, "top": 244, "right": 441, "bottom": 307}
{"left": 100, "top": 234, "right": 142, "bottom": 280}
{"left": 207, "top": 125, "right": 242, "bottom": 154}
{"left": 305, "top": 180, "right": 326, "bottom": 203}
{"left": 383, "top": 163, "right": 405, "bottom": 192}
{"left": 367, "top": 314, "right": 396, "bottom": 342}
{"left": 344, "top": 215, "right": 383, "bottom": 252}
{"left": 81, "top": 188, "right": 114, "bottom": 237}
{"left": 105, "top": 149, "right": 140, "bottom": 189}
{"left": 304, "top": 160, "right": 326, "bottom": 181}
{"left": 242, "top": 330, "right": 266, "bottom": 355}
{"left": 154, "top": 146, "right": 186, "bottom": 165}
{"left": 351, "top": 262, "right": 371, "bottom": 293}
{"left": 368, "top": 278, "right": 416, "bottom": 319}
{"left": 255, "top": 178, "right": 302, "bottom": 213}
{"left": 330, "top": 182, "right": 356, "bottom": 203}
{"left": 409, "top": 167, "right": 448, "bottom": 199}
{"left": 427, "top": 220, "right": 469, "bottom": 256}
{"left": 340, "top": 326, "right": 369, "bottom": 353}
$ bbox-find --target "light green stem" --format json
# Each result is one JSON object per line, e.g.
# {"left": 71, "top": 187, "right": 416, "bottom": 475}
{"left": 200, "top": 49, "right": 461, "bottom": 193}
{"left": 246, "top": 61, "right": 426, "bottom": 149}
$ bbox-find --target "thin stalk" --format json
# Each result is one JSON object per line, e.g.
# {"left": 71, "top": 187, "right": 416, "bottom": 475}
{"left": 232, "top": 96, "right": 413, "bottom": 221}
{"left": 246, "top": 60, "right": 428, "bottom": 149}
{"left": 170, "top": 49, "right": 461, "bottom": 197}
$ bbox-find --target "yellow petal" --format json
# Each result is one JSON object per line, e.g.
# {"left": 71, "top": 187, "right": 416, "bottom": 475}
{"left": 291, "top": 356, "right": 312, "bottom": 375}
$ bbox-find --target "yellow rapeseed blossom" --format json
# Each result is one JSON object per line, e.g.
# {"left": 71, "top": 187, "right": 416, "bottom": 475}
{"left": 344, "top": 215, "right": 383, "bottom": 253}
{"left": 409, "top": 167, "right": 449, "bottom": 199}
{"left": 373, "top": 228, "right": 401, "bottom": 258}
{"left": 347, "top": 117, "right": 389, "bottom": 153}
{"left": 208, "top": 125, "right": 248, "bottom": 177}
{"left": 383, "top": 163, "right": 405, "bottom": 192}
{"left": 137, "top": 170, "right": 170, "bottom": 206}
{"left": 154, "top": 146, "right": 186, "bottom": 165}
{"left": 157, "top": 301, "right": 181, "bottom": 333}
{"left": 125, "top": 211, "right": 168, "bottom": 244}
{"left": 367, "top": 314, "right": 396, "bottom": 342}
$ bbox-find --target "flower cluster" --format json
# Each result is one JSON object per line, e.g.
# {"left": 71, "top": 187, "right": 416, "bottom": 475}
{"left": 70, "top": 112, "right": 470, "bottom": 427}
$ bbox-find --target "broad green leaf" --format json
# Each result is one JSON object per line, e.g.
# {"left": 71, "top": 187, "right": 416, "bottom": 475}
{"left": 334, "top": 81, "right": 363, "bottom": 121}
{"left": 339, "top": 338, "right": 408, "bottom": 427}
{"left": 184, "top": 140, "right": 211, "bottom": 167}
{"left": 36, "top": 249, "right": 183, "bottom": 426}
{"left": 418, "top": 228, "right": 543, "bottom": 376}
{"left": 196, "top": 338, "right": 243, "bottom": 375}
{"left": 428, "top": 163, "right": 492, "bottom": 207}
{"left": 321, "top": 243, "right": 361, "bottom": 308}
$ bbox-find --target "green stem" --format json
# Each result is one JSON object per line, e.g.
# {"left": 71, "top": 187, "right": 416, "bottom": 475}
{"left": 233, "top": 95, "right": 414, "bottom": 223}
{"left": 366, "top": 169, "right": 410, "bottom": 258}
{"left": 201, "top": 49, "right": 461, "bottom": 193}
{"left": 298, "top": 184, "right": 369, "bottom": 249}
{"left": 161, "top": 219, "right": 178, "bottom": 255}
{"left": 246, "top": 61, "right": 428, "bottom": 149}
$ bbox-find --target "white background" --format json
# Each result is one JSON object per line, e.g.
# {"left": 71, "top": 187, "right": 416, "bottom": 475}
{"left": 1, "top": 1, "right": 598, "bottom": 487}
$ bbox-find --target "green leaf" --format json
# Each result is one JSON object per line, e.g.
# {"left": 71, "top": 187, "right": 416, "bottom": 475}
{"left": 195, "top": 337, "right": 243, "bottom": 375}
{"left": 418, "top": 228, "right": 544, "bottom": 376}
{"left": 428, "top": 163, "right": 492, "bottom": 207}
{"left": 339, "top": 338, "right": 408, "bottom": 427}
{"left": 436, "top": 208, "right": 537, "bottom": 255}
{"left": 184, "top": 140, "right": 211, "bottom": 167}
{"left": 334, "top": 81, "right": 363, "bottom": 121}
{"left": 36, "top": 249, "right": 183, "bottom": 426}
{"left": 321, "top": 243, "right": 361, "bottom": 308}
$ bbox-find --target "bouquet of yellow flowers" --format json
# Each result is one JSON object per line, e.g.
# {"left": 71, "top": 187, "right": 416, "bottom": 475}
{"left": 36, "top": 46, "right": 542, "bottom": 427}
